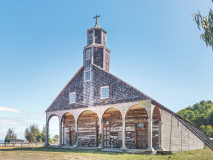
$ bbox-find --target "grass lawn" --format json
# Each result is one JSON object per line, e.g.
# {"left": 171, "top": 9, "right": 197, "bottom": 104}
{"left": 0, "top": 147, "right": 212, "bottom": 160}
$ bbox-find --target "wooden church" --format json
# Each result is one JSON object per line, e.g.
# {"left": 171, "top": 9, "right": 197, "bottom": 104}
{"left": 45, "top": 15, "right": 213, "bottom": 153}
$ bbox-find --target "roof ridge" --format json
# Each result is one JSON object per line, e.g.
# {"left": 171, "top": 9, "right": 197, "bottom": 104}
{"left": 45, "top": 66, "right": 84, "bottom": 112}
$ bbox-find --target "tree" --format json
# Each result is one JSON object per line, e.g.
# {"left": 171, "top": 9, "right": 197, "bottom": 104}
{"left": 193, "top": 0, "right": 213, "bottom": 49}
{"left": 4, "top": 128, "right": 17, "bottom": 142}
{"left": 52, "top": 135, "right": 59, "bottom": 145}
{"left": 25, "top": 124, "right": 40, "bottom": 143}
{"left": 200, "top": 125, "right": 213, "bottom": 138}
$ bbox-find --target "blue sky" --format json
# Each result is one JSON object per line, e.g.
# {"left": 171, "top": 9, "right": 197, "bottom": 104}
{"left": 0, "top": 0, "right": 213, "bottom": 140}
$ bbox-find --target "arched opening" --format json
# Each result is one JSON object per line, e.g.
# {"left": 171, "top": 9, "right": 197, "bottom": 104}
{"left": 101, "top": 107, "right": 122, "bottom": 148}
{"left": 152, "top": 106, "right": 161, "bottom": 150}
{"left": 125, "top": 105, "right": 148, "bottom": 149}
{"left": 48, "top": 115, "right": 59, "bottom": 145}
{"left": 77, "top": 110, "right": 99, "bottom": 147}
{"left": 61, "top": 112, "right": 75, "bottom": 146}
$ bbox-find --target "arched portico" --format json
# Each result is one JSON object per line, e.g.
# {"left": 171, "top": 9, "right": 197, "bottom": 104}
{"left": 100, "top": 107, "right": 123, "bottom": 148}
{"left": 45, "top": 114, "right": 60, "bottom": 146}
{"left": 61, "top": 112, "right": 75, "bottom": 146}
{"left": 125, "top": 104, "right": 149, "bottom": 149}
{"left": 77, "top": 110, "right": 99, "bottom": 147}
{"left": 152, "top": 106, "right": 164, "bottom": 150}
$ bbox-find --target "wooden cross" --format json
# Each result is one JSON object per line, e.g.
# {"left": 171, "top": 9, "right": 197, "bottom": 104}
{"left": 93, "top": 14, "right": 100, "bottom": 26}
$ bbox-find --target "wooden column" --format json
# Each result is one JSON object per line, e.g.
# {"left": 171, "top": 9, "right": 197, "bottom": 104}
{"left": 146, "top": 119, "right": 154, "bottom": 151}
{"left": 121, "top": 119, "right": 127, "bottom": 151}
{"left": 73, "top": 122, "right": 78, "bottom": 148}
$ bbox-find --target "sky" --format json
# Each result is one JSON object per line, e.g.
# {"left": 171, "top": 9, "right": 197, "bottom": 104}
{"left": 0, "top": 0, "right": 213, "bottom": 140}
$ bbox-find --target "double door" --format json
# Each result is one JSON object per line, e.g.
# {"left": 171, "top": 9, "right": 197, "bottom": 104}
{"left": 136, "top": 122, "right": 148, "bottom": 149}
{"left": 103, "top": 125, "right": 110, "bottom": 147}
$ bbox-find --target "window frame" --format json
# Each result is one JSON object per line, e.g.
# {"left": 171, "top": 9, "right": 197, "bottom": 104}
{"left": 100, "top": 86, "right": 109, "bottom": 99}
{"left": 84, "top": 70, "right": 91, "bottom": 82}
{"left": 86, "top": 49, "right": 90, "bottom": 60}
{"left": 69, "top": 92, "right": 76, "bottom": 104}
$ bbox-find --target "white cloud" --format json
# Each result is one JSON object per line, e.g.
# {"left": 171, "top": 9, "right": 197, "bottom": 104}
{"left": 0, "top": 118, "right": 28, "bottom": 126}
{"left": 0, "top": 106, "right": 20, "bottom": 112}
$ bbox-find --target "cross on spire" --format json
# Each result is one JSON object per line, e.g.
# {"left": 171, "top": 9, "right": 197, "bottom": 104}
{"left": 93, "top": 14, "right": 100, "bottom": 27}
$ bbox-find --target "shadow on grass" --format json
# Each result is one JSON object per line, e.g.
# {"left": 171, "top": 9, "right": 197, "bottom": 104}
{"left": 0, "top": 147, "right": 124, "bottom": 155}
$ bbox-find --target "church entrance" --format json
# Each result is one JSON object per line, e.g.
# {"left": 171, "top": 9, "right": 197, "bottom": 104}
{"left": 69, "top": 130, "right": 75, "bottom": 146}
{"left": 125, "top": 105, "right": 148, "bottom": 149}
{"left": 136, "top": 122, "right": 148, "bottom": 149}
{"left": 103, "top": 117, "right": 110, "bottom": 147}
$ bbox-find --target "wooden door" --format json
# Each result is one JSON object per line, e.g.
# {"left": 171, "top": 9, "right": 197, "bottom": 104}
{"left": 136, "top": 122, "right": 148, "bottom": 149}
{"left": 70, "top": 131, "right": 75, "bottom": 146}
{"left": 103, "top": 125, "right": 110, "bottom": 147}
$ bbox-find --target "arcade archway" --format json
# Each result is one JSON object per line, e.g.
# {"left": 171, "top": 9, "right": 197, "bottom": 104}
{"left": 125, "top": 105, "right": 148, "bottom": 149}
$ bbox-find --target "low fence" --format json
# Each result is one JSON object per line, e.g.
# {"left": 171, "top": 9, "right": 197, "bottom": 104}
{"left": 0, "top": 143, "right": 44, "bottom": 147}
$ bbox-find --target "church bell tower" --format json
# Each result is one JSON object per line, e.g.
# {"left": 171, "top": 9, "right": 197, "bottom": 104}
{"left": 83, "top": 14, "right": 110, "bottom": 72}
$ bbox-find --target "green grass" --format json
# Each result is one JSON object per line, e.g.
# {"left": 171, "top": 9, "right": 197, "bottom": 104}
{"left": 0, "top": 147, "right": 212, "bottom": 160}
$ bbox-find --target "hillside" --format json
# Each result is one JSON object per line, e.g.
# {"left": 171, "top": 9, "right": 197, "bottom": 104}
{"left": 177, "top": 100, "right": 213, "bottom": 138}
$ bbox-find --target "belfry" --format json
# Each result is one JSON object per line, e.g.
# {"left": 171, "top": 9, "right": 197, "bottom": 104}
{"left": 45, "top": 15, "right": 213, "bottom": 153}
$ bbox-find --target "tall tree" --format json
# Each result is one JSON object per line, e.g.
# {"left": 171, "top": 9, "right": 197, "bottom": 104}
{"left": 4, "top": 128, "right": 17, "bottom": 142}
{"left": 193, "top": 0, "right": 213, "bottom": 49}
{"left": 24, "top": 124, "right": 40, "bottom": 143}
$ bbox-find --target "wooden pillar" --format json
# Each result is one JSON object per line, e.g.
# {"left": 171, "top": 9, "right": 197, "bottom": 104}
{"left": 121, "top": 119, "right": 127, "bottom": 151}
{"left": 146, "top": 119, "right": 154, "bottom": 151}
{"left": 73, "top": 122, "right": 78, "bottom": 148}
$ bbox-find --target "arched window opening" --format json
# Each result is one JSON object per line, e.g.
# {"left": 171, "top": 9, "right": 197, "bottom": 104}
{"left": 48, "top": 115, "right": 59, "bottom": 145}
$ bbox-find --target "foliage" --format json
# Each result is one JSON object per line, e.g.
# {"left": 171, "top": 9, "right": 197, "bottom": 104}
{"left": 99, "top": 133, "right": 102, "bottom": 145}
{"left": 40, "top": 126, "right": 46, "bottom": 143}
{"left": 25, "top": 124, "right": 41, "bottom": 143}
{"left": 200, "top": 125, "right": 213, "bottom": 138}
{"left": 4, "top": 128, "right": 17, "bottom": 142}
{"left": 193, "top": 1, "right": 213, "bottom": 48}
{"left": 177, "top": 100, "right": 213, "bottom": 137}
{"left": 75, "top": 132, "right": 77, "bottom": 143}
{"left": 52, "top": 135, "right": 59, "bottom": 144}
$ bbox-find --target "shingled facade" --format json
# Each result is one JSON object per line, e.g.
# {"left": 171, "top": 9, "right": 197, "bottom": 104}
{"left": 45, "top": 18, "right": 213, "bottom": 153}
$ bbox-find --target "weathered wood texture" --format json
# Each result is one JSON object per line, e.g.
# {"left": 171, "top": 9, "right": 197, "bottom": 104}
{"left": 78, "top": 112, "right": 98, "bottom": 147}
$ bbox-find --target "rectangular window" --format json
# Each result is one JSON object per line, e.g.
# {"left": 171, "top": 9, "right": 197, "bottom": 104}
{"left": 105, "top": 52, "right": 109, "bottom": 61}
{"left": 69, "top": 92, "right": 76, "bottom": 104}
{"left": 84, "top": 70, "right": 91, "bottom": 81}
{"left": 86, "top": 50, "right": 90, "bottom": 60}
{"left": 101, "top": 86, "right": 109, "bottom": 99}
{"left": 89, "top": 33, "right": 93, "bottom": 39}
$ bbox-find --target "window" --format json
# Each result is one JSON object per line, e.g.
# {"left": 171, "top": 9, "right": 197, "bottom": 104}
{"left": 89, "top": 33, "right": 93, "bottom": 39}
{"left": 138, "top": 123, "right": 146, "bottom": 128}
{"left": 69, "top": 92, "right": 76, "bottom": 104}
{"left": 86, "top": 49, "right": 90, "bottom": 60}
{"left": 105, "top": 52, "right": 109, "bottom": 61}
{"left": 84, "top": 70, "right": 91, "bottom": 81}
{"left": 100, "top": 86, "right": 109, "bottom": 99}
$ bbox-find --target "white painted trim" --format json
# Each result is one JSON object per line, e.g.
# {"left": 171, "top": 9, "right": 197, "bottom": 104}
{"left": 69, "top": 92, "right": 76, "bottom": 104}
{"left": 100, "top": 86, "right": 109, "bottom": 99}
{"left": 84, "top": 70, "right": 91, "bottom": 82}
